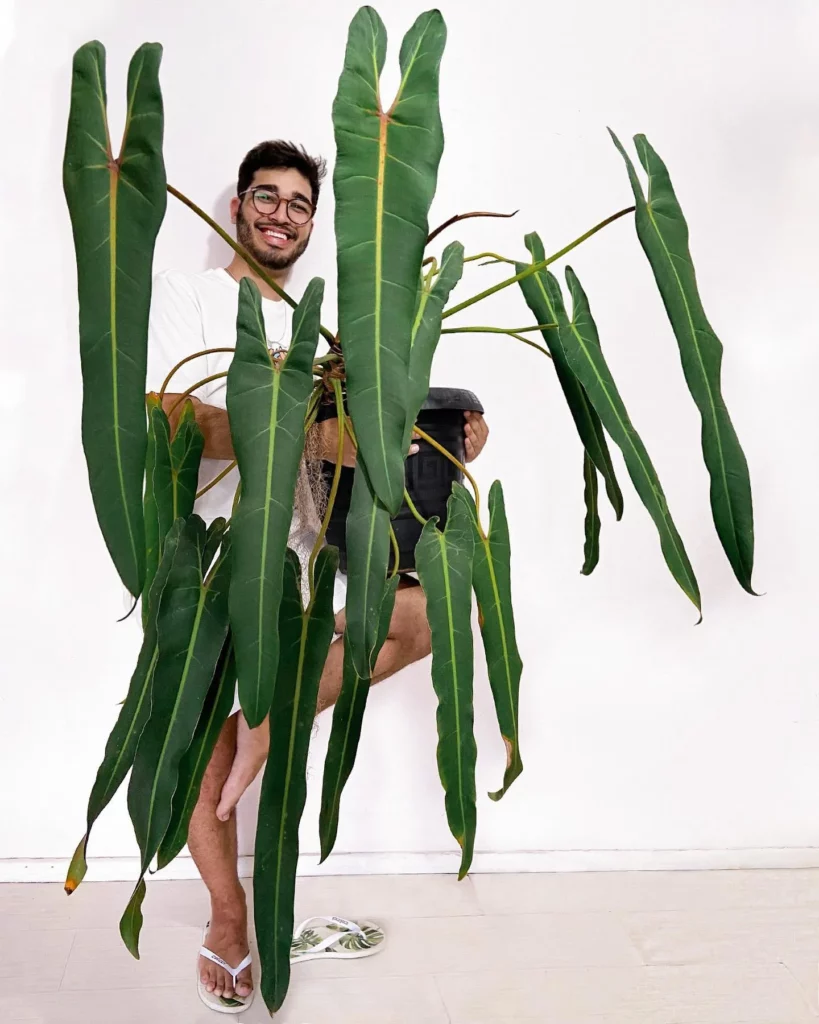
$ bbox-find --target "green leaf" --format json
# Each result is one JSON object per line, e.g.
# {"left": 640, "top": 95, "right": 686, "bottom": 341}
{"left": 318, "top": 574, "right": 399, "bottom": 862}
{"left": 610, "top": 131, "right": 755, "bottom": 593}
{"left": 581, "top": 453, "right": 601, "bottom": 576}
{"left": 119, "top": 880, "right": 146, "bottom": 959}
{"left": 255, "top": 547, "right": 338, "bottom": 1014}
{"left": 64, "top": 42, "right": 167, "bottom": 596}
{"left": 227, "top": 277, "right": 324, "bottom": 727}
{"left": 344, "top": 461, "right": 391, "bottom": 679}
{"left": 562, "top": 265, "right": 701, "bottom": 613}
{"left": 414, "top": 493, "right": 477, "bottom": 878}
{"left": 334, "top": 8, "right": 447, "bottom": 514}
{"left": 64, "top": 518, "right": 185, "bottom": 895}
{"left": 452, "top": 482, "right": 524, "bottom": 801}
{"left": 156, "top": 638, "right": 236, "bottom": 870}
{"left": 403, "top": 241, "right": 465, "bottom": 451}
{"left": 517, "top": 234, "right": 623, "bottom": 520}
{"left": 121, "top": 517, "right": 231, "bottom": 957}
{"left": 142, "top": 396, "right": 203, "bottom": 624}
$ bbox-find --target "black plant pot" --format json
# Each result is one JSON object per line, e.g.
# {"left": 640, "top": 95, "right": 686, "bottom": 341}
{"left": 318, "top": 387, "right": 484, "bottom": 573}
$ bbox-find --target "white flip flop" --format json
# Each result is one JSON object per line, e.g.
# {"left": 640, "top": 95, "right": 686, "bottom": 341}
{"left": 290, "top": 915, "right": 385, "bottom": 964}
{"left": 197, "top": 924, "right": 255, "bottom": 1014}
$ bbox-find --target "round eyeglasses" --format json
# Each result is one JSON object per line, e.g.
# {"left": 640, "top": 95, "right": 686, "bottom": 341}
{"left": 240, "top": 186, "right": 314, "bottom": 226}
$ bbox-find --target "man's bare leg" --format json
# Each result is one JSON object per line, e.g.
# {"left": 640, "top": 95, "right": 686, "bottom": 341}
{"left": 188, "top": 578, "right": 431, "bottom": 1000}
{"left": 188, "top": 713, "right": 253, "bottom": 1002}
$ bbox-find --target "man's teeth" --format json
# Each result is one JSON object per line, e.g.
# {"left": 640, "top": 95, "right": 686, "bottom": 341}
{"left": 261, "top": 229, "right": 289, "bottom": 241}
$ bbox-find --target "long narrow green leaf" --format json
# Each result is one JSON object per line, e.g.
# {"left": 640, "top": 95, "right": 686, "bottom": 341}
{"left": 402, "top": 241, "right": 465, "bottom": 451}
{"left": 581, "top": 453, "right": 601, "bottom": 575}
{"left": 561, "top": 266, "right": 701, "bottom": 613}
{"left": 156, "top": 638, "right": 236, "bottom": 870}
{"left": 318, "top": 574, "right": 399, "bottom": 862}
{"left": 452, "top": 482, "right": 524, "bottom": 801}
{"left": 64, "top": 519, "right": 185, "bottom": 894}
{"left": 517, "top": 233, "right": 623, "bottom": 519}
{"left": 415, "top": 493, "right": 477, "bottom": 878}
{"left": 334, "top": 8, "right": 447, "bottom": 514}
{"left": 64, "top": 42, "right": 166, "bottom": 596}
{"left": 227, "top": 277, "right": 324, "bottom": 727}
{"left": 143, "top": 396, "right": 203, "bottom": 624}
{"left": 344, "top": 460, "right": 391, "bottom": 679}
{"left": 121, "top": 518, "right": 231, "bottom": 956}
{"left": 255, "top": 547, "right": 338, "bottom": 1014}
{"left": 610, "top": 130, "right": 755, "bottom": 592}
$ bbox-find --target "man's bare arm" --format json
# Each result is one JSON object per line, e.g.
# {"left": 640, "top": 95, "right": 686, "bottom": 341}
{"left": 159, "top": 394, "right": 235, "bottom": 460}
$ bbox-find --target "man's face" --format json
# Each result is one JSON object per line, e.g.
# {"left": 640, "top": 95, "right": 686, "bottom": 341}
{"left": 230, "top": 167, "right": 314, "bottom": 272}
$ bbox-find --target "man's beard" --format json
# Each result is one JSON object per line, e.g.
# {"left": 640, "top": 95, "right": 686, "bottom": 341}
{"left": 236, "top": 208, "right": 311, "bottom": 271}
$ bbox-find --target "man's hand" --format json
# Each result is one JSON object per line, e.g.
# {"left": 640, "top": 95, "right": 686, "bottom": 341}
{"left": 316, "top": 417, "right": 419, "bottom": 467}
{"left": 464, "top": 411, "right": 489, "bottom": 462}
{"left": 215, "top": 713, "right": 269, "bottom": 821}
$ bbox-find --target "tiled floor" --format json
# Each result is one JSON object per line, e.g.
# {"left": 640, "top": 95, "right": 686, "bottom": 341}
{"left": 2, "top": 868, "right": 819, "bottom": 1022}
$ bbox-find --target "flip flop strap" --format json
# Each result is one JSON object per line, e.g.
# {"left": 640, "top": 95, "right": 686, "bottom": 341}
{"left": 292, "top": 915, "right": 367, "bottom": 955}
{"left": 200, "top": 945, "right": 252, "bottom": 981}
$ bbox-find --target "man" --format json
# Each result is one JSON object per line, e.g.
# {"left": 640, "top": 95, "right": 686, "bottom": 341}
{"left": 147, "top": 140, "right": 489, "bottom": 1008}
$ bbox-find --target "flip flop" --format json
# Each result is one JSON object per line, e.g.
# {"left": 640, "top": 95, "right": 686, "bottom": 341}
{"left": 197, "top": 924, "right": 255, "bottom": 1014}
{"left": 290, "top": 915, "right": 385, "bottom": 964}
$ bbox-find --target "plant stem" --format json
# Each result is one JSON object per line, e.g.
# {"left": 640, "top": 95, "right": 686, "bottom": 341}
{"left": 195, "top": 460, "right": 237, "bottom": 499}
{"left": 441, "top": 205, "right": 635, "bottom": 321}
{"left": 167, "top": 183, "right": 337, "bottom": 346}
{"left": 411, "top": 424, "right": 483, "bottom": 530}
{"left": 463, "top": 252, "right": 517, "bottom": 266}
{"left": 159, "top": 347, "right": 236, "bottom": 400}
{"left": 308, "top": 379, "right": 346, "bottom": 598}
{"left": 167, "top": 371, "right": 229, "bottom": 419}
{"left": 426, "top": 209, "right": 518, "bottom": 246}
{"left": 304, "top": 381, "right": 324, "bottom": 432}
{"left": 404, "top": 488, "right": 427, "bottom": 526}
{"left": 439, "top": 324, "right": 554, "bottom": 358}
{"left": 388, "top": 524, "right": 400, "bottom": 577}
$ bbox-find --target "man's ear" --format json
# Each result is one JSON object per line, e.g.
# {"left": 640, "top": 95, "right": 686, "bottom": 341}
{"left": 229, "top": 196, "right": 240, "bottom": 225}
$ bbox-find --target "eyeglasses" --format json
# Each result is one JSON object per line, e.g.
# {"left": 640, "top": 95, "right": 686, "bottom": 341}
{"left": 240, "top": 186, "right": 315, "bottom": 226}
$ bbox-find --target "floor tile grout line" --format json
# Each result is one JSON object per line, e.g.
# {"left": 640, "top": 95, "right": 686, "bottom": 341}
{"left": 56, "top": 928, "right": 77, "bottom": 991}
{"left": 779, "top": 957, "right": 819, "bottom": 1019}
{"left": 429, "top": 972, "right": 454, "bottom": 1023}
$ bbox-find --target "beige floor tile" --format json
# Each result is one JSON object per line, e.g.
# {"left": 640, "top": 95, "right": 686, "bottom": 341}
{"left": 275, "top": 974, "right": 449, "bottom": 1023}
{"left": 435, "top": 962, "right": 813, "bottom": 1022}
{"left": 292, "top": 872, "right": 483, "bottom": 920}
{"left": 622, "top": 906, "right": 819, "bottom": 965}
{"left": 294, "top": 911, "right": 640, "bottom": 980}
{"left": 471, "top": 869, "right": 819, "bottom": 916}
{"left": 0, "top": 880, "right": 210, "bottom": 933}
{"left": 60, "top": 925, "right": 201, "bottom": 990}
{"left": 0, "top": 986, "right": 241, "bottom": 1023}
{"left": 0, "top": 928, "right": 75, "bottom": 993}
{"left": 781, "top": 960, "right": 819, "bottom": 1015}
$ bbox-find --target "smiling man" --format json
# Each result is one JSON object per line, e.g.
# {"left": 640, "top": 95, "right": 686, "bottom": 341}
{"left": 146, "top": 140, "right": 489, "bottom": 1012}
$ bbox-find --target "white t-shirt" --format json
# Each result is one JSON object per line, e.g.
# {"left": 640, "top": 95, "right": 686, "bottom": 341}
{"left": 146, "top": 267, "right": 292, "bottom": 525}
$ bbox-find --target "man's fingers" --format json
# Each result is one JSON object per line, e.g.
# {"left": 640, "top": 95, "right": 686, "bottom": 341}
{"left": 408, "top": 443, "right": 419, "bottom": 456}
{"left": 216, "top": 757, "right": 264, "bottom": 821}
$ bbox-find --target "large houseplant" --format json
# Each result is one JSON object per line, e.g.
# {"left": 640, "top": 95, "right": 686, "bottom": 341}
{"left": 62, "top": 6, "right": 755, "bottom": 1014}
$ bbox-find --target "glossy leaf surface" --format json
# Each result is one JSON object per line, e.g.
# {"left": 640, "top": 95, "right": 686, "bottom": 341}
{"left": 581, "top": 453, "right": 601, "bottom": 575}
{"left": 255, "top": 548, "right": 338, "bottom": 1013}
{"left": 227, "top": 277, "right": 323, "bottom": 727}
{"left": 64, "top": 42, "right": 166, "bottom": 595}
{"left": 611, "top": 131, "right": 755, "bottom": 592}
{"left": 334, "top": 8, "right": 447, "bottom": 513}
{"left": 415, "top": 494, "right": 476, "bottom": 878}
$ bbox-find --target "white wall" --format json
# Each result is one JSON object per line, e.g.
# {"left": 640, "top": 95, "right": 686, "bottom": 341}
{"left": 3, "top": 0, "right": 819, "bottom": 877}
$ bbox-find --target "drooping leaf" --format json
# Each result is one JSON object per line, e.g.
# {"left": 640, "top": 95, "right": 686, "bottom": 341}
{"left": 64, "top": 42, "right": 166, "bottom": 596}
{"left": 202, "top": 518, "right": 228, "bottom": 575}
{"left": 610, "top": 130, "right": 755, "bottom": 593}
{"left": 119, "top": 880, "right": 146, "bottom": 958}
{"left": 517, "top": 233, "right": 623, "bottom": 519}
{"left": 334, "top": 8, "right": 447, "bottom": 514}
{"left": 121, "top": 518, "right": 231, "bottom": 956}
{"left": 156, "top": 638, "right": 236, "bottom": 870}
{"left": 64, "top": 518, "right": 185, "bottom": 895}
{"left": 402, "top": 241, "right": 465, "bottom": 451}
{"left": 255, "top": 547, "right": 338, "bottom": 1014}
{"left": 581, "top": 453, "right": 601, "bottom": 576}
{"left": 561, "top": 266, "right": 701, "bottom": 613}
{"left": 142, "top": 396, "right": 203, "bottom": 624}
{"left": 227, "top": 277, "right": 324, "bottom": 727}
{"left": 344, "top": 460, "right": 391, "bottom": 679}
{"left": 452, "top": 482, "right": 524, "bottom": 801}
{"left": 414, "top": 493, "right": 477, "bottom": 878}
{"left": 318, "top": 573, "right": 399, "bottom": 862}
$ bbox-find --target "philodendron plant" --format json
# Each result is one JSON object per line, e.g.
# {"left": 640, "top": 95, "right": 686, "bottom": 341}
{"left": 62, "top": 6, "right": 755, "bottom": 1014}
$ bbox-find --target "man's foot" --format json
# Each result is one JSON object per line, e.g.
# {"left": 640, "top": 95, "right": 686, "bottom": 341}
{"left": 199, "top": 898, "right": 253, "bottom": 1002}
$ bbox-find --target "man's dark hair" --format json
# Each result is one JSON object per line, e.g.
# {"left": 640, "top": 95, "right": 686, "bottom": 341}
{"left": 237, "top": 141, "right": 327, "bottom": 207}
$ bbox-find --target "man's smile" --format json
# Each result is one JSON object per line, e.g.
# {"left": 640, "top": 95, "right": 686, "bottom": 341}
{"left": 256, "top": 223, "right": 295, "bottom": 248}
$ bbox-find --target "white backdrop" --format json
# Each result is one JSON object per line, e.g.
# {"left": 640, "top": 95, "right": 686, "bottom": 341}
{"left": 2, "top": 0, "right": 819, "bottom": 878}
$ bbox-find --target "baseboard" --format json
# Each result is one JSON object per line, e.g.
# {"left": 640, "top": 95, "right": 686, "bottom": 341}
{"left": 4, "top": 847, "right": 819, "bottom": 883}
